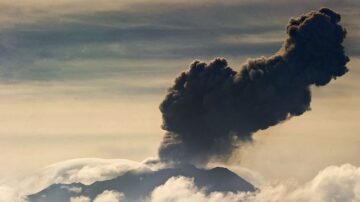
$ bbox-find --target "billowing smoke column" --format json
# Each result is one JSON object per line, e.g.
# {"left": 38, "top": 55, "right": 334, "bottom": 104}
{"left": 159, "top": 8, "right": 349, "bottom": 163}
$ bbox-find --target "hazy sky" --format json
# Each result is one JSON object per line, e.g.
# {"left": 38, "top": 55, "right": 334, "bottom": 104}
{"left": 1, "top": 0, "right": 359, "bottom": 183}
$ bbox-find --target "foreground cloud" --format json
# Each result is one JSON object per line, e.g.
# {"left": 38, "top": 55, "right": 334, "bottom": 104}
{"left": 93, "top": 190, "right": 125, "bottom": 202}
{"left": 148, "top": 176, "right": 249, "bottom": 202}
{"left": 288, "top": 164, "right": 360, "bottom": 202}
{"left": 70, "top": 196, "right": 91, "bottom": 202}
{"left": 148, "top": 164, "right": 360, "bottom": 202}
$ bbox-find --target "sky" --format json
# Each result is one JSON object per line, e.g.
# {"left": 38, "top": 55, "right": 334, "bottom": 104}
{"left": 0, "top": 0, "right": 359, "bottom": 185}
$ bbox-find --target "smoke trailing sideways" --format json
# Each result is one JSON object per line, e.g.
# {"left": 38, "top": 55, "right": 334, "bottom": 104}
{"left": 159, "top": 8, "right": 349, "bottom": 163}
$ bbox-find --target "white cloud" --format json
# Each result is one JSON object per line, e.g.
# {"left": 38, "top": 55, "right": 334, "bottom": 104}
{"left": 70, "top": 195, "right": 91, "bottom": 202}
{"left": 148, "top": 176, "right": 250, "bottom": 202}
{"left": 287, "top": 164, "right": 360, "bottom": 202}
{"left": 40, "top": 158, "right": 149, "bottom": 185}
{"left": 3, "top": 158, "right": 360, "bottom": 202}
{"left": 142, "top": 156, "right": 176, "bottom": 171}
{"left": 0, "top": 158, "right": 153, "bottom": 202}
{"left": 20, "top": 158, "right": 151, "bottom": 195}
{"left": 148, "top": 164, "right": 360, "bottom": 202}
{"left": 0, "top": 185, "right": 27, "bottom": 202}
{"left": 94, "top": 190, "right": 125, "bottom": 202}
{"left": 60, "top": 185, "right": 82, "bottom": 193}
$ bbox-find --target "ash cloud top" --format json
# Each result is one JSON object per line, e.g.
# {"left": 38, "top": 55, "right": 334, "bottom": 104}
{"left": 159, "top": 8, "right": 349, "bottom": 163}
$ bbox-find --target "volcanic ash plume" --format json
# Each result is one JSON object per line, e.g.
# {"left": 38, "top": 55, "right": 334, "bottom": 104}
{"left": 158, "top": 8, "right": 349, "bottom": 163}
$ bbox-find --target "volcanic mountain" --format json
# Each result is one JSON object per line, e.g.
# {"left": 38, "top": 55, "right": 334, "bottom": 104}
{"left": 28, "top": 164, "right": 256, "bottom": 202}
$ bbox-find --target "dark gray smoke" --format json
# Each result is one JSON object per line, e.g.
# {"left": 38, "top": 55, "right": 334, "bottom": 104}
{"left": 158, "top": 8, "right": 349, "bottom": 163}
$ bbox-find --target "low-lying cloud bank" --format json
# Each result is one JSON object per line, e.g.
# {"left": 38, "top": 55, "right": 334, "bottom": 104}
{"left": 1, "top": 158, "right": 360, "bottom": 202}
{"left": 149, "top": 164, "right": 360, "bottom": 202}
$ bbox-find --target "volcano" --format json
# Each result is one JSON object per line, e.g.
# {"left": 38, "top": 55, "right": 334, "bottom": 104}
{"left": 28, "top": 164, "right": 256, "bottom": 202}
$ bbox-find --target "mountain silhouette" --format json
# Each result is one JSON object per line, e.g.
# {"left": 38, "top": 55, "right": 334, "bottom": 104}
{"left": 28, "top": 164, "right": 256, "bottom": 202}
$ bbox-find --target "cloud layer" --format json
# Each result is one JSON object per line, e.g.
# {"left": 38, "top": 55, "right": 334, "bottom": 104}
{"left": 148, "top": 164, "right": 360, "bottom": 202}
{"left": 0, "top": 158, "right": 149, "bottom": 202}
{"left": 1, "top": 158, "right": 360, "bottom": 202}
{"left": 9, "top": 158, "right": 150, "bottom": 198}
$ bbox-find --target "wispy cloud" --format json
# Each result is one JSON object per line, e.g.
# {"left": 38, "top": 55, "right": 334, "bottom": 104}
{"left": 0, "top": 0, "right": 358, "bottom": 94}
